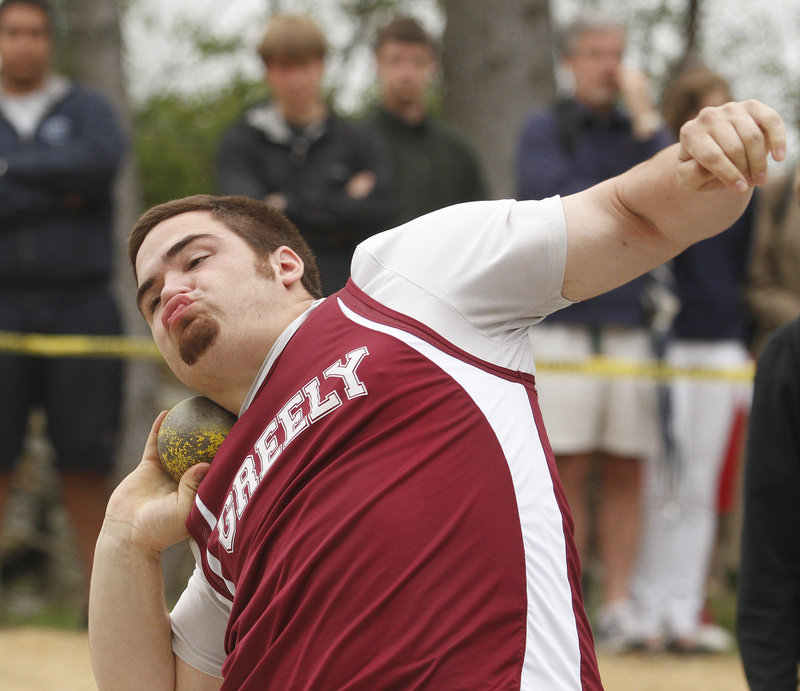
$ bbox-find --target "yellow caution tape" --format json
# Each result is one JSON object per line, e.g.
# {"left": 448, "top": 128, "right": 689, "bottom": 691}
{"left": 535, "top": 355, "right": 754, "bottom": 382}
{"left": 0, "top": 331, "right": 162, "bottom": 360}
{"left": 0, "top": 331, "right": 755, "bottom": 381}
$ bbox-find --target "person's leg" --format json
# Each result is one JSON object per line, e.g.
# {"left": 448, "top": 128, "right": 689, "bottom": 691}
{"left": 0, "top": 292, "right": 37, "bottom": 534}
{"left": 632, "top": 397, "right": 683, "bottom": 649}
{"left": 59, "top": 471, "right": 111, "bottom": 589}
{"left": 45, "top": 288, "right": 122, "bottom": 596}
{"left": 630, "top": 446, "right": 671, "bottom": 647}
{"left": 555, "top": 453, "right": 593, "bottom": 558}
{"left": 593, "top": 327, "right": 657, "bottom": 651}
{"left": 663, "top": 341, "right": 746, "bottom": 651}
{"left": 597, "top": 452, "right": 642, "bottom": 605}
{"left": 0, "top": 351, "right": 36, "bottom": 562}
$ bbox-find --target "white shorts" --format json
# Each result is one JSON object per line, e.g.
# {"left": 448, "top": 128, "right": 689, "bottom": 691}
{"left": 530, "top": 323, "right": 658, "bottom": 458}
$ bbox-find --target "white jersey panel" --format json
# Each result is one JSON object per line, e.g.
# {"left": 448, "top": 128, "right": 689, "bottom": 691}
{"left": 338, "top": 299, "right": 582, "bottom": 690}
{"left": 170, "top": 542, "right": 230, "bottom": 678}
{"left": 351, "top": 198, "right": 573, "bottom": 372}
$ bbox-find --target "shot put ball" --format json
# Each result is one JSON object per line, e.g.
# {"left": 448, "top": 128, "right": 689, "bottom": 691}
{"left": 157, "top": 396, "right": 237, "bottom": 481}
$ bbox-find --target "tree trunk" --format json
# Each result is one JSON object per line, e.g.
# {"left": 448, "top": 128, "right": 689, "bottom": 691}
{"left": 64, "top": 0, "right": 161, "bottom": 481}
{"left": 685, "top": 0, "right": 701, "bottom": 62}
{"left": 441, "top": 0, "right": 555, "bottom": 199}
{"left": 64, "top": 0, "right": 194, "bottom": 597}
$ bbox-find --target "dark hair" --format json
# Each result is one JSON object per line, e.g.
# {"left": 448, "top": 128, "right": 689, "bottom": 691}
{"left": 257, "top": 14, "right": 327, "bottom": 65}
{"left": 0, "top": 0, "right": 52, "bottom": 29}
{"left": 661, "top": 66, "right": 731, "bottom": 136}
{"left": 374, "top": 16, "right": 437, "bottom": 53}
{"left": 129, "top": 195, "right": 323, "bottom": 299}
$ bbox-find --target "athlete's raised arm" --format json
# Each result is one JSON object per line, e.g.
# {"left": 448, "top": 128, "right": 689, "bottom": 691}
{"left": 560, "top": 99, "right": 785, "bottom": 301}
{"left": 89, "top": 414, "right": 220, "bottom": 691}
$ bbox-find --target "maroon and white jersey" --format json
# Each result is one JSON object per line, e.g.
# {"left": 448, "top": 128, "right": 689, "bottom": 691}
{"left": 170, "top": 199, "right": 602, "bottom": 689}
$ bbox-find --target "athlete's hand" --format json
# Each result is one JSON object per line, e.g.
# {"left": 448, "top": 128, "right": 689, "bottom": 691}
{"left": 100, "top": 412, "right": 210, "bottom": 555}
{"left": 677, "top": 99, "right": 786, "bottom": 193}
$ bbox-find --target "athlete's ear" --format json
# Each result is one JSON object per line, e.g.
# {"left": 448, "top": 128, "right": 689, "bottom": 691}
{"left": 273, "top": 246, "right": 305, "bottom": 288}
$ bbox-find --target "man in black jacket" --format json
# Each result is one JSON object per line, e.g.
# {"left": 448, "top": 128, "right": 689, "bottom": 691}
{"left": 363, "top": 16, "right": 487, "bottom": 227}
{"left": 0, "top": 0, "right": 125, "bottom": 601}
{"left": 738, "top": 315, "right": 800, "bottom": 689}
{"left": 215, "top": 14, "right": 394, "bottom": 294}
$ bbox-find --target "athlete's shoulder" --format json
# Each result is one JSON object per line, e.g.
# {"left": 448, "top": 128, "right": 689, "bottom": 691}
{"left": 346, "top": 198, "right": 569, "bottom": 372}
{"left": 352, "top": 197, "right": 564, "bottom": 285}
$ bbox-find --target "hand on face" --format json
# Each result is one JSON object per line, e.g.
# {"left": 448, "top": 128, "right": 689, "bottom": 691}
{"left": 677, "top": 100, "right": 786, "bottom": 193}
{"left": 618, "top": 68, "right": 652, "bottom": 117}
{"left": 346, "top": 171, "right": 376, "bottom": 199}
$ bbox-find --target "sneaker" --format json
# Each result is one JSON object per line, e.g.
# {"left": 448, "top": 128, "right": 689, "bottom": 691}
{"left": 667, "top": 623, "right": 733, "bottom": 654}
{"left": 593, "top": 600, "right": 641, "bottom": 653}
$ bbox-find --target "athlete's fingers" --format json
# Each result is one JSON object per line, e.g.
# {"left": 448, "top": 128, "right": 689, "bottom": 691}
{"left": 679, "top": 100, "right": 786, "bottom": 192}
{"left": 676, "top": 128, "right": 734, "bottom": 191}
{"left": 729, "top": 102, "right": 775, "bottom": 185}
{"left": 177, "top": 462, "right": 211, "bottom": 518}
{"left": 679, "top": 116, "right": 746, "bottom": 191}
{"left": 675, "top": 152, "right": 722, "bottom": 192}
{"left": 742, "top": 98, "right": 787, "bottom": 164}
{"left": 142, "top": 410, "right": 169, "bottom": 466}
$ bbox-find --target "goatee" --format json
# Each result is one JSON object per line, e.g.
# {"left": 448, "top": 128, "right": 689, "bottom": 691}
{"left": 179, "top": 315, "right": 220, "bottom": 365}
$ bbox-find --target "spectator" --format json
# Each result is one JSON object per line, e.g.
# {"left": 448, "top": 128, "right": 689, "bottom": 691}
{"left": 515, "top": 10, "right": 672, "bottom": 651}
{"left": 632, "top": 66, "right": 753, "bottom": 653}
{"left": 362, "top": 15, "right": 488, "bottom": 226}
{"left": 737, "top": 315, "right": 800, "bottom": 689}
{"left": 745, "top": 164, "right": 800, "bottom": 356}
{"left": 215, "top": 13, "right": 394, "bottom": 294}
{"left": 0, "top": 0, "right": 126, "bottom": 601}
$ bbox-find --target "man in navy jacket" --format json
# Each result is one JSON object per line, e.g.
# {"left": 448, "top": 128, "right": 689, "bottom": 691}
{"left": 0, "top": 0, "right": 125, "bottom": 603}
{"left": 515, "top": 10, "right": 673, "bottom": 651}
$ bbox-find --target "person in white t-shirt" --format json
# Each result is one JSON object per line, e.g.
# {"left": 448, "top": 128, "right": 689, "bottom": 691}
{"left": 89, "top": 99, "right": 784, "bottom": 691}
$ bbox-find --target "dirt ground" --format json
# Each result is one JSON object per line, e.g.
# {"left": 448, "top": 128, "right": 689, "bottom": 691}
{"left": 0, "top": 627, "right": 748, "bottom": 691}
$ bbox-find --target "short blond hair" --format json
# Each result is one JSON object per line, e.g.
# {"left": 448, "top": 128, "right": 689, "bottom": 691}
{"left": 258, "top": 14, "right": 327, "bottom": 65}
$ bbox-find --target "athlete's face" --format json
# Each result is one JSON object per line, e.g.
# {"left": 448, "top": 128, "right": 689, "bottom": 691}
{"left": 0, "top": 3, "right": 52, "bottom": 93}
{"left": 135, "top": 211, "right": 303, "bottom": 400}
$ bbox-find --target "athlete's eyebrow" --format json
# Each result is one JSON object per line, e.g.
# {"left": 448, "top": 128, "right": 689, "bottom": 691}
{"left": 136, "top": 233, "right": 215, "bottom": 313}
{"left": 136, "top": 277, "right": 155, "bottom": 314}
